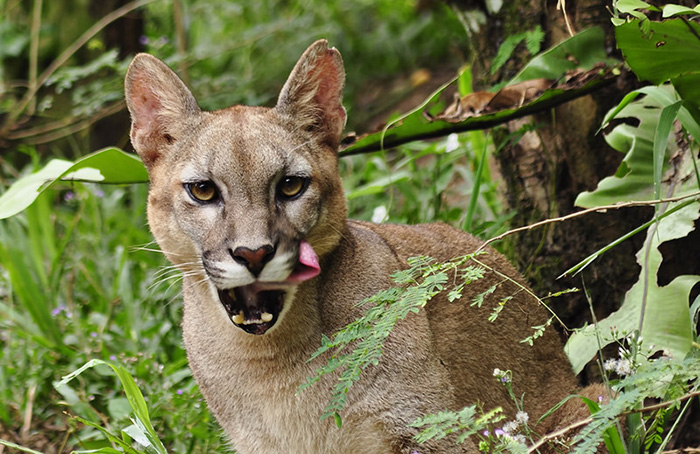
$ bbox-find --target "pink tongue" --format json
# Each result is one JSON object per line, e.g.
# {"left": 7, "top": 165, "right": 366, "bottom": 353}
{"left": 286, "top": 240, "right": 320, "bottom": 283}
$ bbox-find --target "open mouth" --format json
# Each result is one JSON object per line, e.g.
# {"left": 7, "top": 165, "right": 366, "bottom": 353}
{"left": 217, "top": 240, "right": 321, "bottom": 335}
{"left": 218, "top": 285, "right": 286, "bottom": 335}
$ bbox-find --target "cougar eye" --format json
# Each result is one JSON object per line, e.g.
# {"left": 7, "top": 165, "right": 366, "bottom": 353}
{"left": 277, "top": 176, "right": 308, "bottom": 200}
{"left": 186, "top": 181, "right": 219, "bottom": 203}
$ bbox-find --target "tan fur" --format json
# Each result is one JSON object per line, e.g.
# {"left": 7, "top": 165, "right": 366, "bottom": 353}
{"left": 125, "top": 40, "right": 584, "bottom": 453}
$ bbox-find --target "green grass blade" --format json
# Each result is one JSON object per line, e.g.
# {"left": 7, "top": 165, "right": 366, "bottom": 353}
{"left": 0, "top": 234, "right": 62, "bottom": 346}
{"left": 0, "top": 439, "right": 46, "bottom": 454}
{"left": 56, "top": 359, "right": 168, "bottom": 454}
{"left": 463, "top": 137, "right": 488, "bottom": 232}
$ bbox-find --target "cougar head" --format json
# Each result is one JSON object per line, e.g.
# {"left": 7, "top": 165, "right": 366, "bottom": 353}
{"left": 125, "top": 40, "right": 347, "bottom": 334}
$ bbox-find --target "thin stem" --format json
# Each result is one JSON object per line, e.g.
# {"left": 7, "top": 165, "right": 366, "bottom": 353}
{"left": 28, "top": 0, "right": 43, "bottom": 117}
{"left": 475, "top": 191, "right": 700, "bottom": 255}
{"left": 470, "top": 256, "right": 569, "bottom": 331}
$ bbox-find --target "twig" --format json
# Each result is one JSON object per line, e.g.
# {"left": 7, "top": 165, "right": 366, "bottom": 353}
{"left": 470, "top": 256, "right": 569, "bottom": 331}
{"left": 6, "top": 100, "right": 125, "bottom": 144}
{"left": 20, "top": 384, "right": 37, "bottom": 441}
{"left": 528, "top": 417, "right": 592, "bottom": 453}
{"left": 557, "top": 0, "right": 576, "bottom": 37}
{"left": 475, "top": 191, "right": 700, "bottom": 254}
{"left": 28, "top": 0, "right": 43, "bottom": 117}
{"left": 528, "top": 389, "right": 700, "bottom": 453}
{"left": 173, "top": 0, "right": 189, "bottom": 85}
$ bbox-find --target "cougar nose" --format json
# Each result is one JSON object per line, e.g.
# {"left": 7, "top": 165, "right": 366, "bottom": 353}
{"left": 230, "top": 245, "right": 276, "bottom": 277}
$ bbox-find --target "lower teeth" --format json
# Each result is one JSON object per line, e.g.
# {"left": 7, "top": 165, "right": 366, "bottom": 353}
{"left": 231, "top": 311, "right": 274, "bottom": 324}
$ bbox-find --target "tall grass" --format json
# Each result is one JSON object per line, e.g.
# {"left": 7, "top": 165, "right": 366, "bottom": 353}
{"left": 0, "top": 179, "right": 225, "bottom": 452}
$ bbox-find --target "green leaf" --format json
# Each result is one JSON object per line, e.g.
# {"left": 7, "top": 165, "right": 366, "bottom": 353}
{"left": 653, "top": 101, "right": 682, "bottom": 203}
{"left": 510, "top": 27, "right": 609, "bottom": 84}
{"left": 0, "top": 439, "right": 46, "bottom": 454}
{"left": 69, "top": 415, "right": 140, "bottom": 453}
{"left": 615, "top": 0, "right": 652, "bottom": 13}
{"left": 491, "top": 32, "right": 526, "bottom": 75}
{"left": 0, "top": 148, "right": 148, "bottom": 220}
{"left": 616, "top": 18, "right": 700, "bottom": 107}
{"left": 575, "top": 86, "right": 681, "bottom": 207}
{"left": 565, "top": 201, "right": 699, "bottom": 374}
{"left": 55, "top": 359, "right": 168, "bottom": 454}
{"left": 579, "top": 397, "right": 626, "bottom": 454}
{"left": 662, "top": 4, "right": 700, "bottom": 17}
{"left": 333, "top": 412, "right": 343, "bottom": 429}
{"left": 345, "top": 170, "right": 411, "bottom": 199}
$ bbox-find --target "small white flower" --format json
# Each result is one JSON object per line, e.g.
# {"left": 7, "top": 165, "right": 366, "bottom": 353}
{"left": 603, "top": 358, "right": 617, "bottom": 371}
{"left": 371, "top": 205, "right": 388, "bottom": 223}
{"left": 493, "top": 368, "right": 501, "bottom": 376}
{"left": 503, "top": 421, "right": 519, "bottom": 434}
{"left": 445, "top": 133, "right": 459, "bottom": 153}
{"left": 515, "top": 411, "right": 529, "bottom": 424}
{"left": 614, "top": 358, "right": 632, "bottom": 376}
{"left": 513, "top": 434, "right": 527, "bottom": 444}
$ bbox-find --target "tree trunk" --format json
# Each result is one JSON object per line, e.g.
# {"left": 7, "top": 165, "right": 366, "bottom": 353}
{"left": 461, "top": 0, "right": 700, "bottom": 360}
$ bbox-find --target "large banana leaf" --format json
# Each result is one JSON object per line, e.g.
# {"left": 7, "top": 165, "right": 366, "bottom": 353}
{"left": 616, "top": 18, "right": 700, "bottom": 108}
{"left": 566, "top": 86, "right": 700, "bottom": 373}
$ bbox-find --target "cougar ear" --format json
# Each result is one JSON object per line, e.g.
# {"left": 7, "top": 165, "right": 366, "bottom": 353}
{"left": 124, "top": 53, "right": 200, "bottom": 167}
{"left": 275, "top": 40, "right": 346, "bottom": 149}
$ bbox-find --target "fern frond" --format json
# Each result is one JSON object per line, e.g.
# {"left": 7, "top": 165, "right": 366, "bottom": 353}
{"left": 300, "top": 253, "right": 487, "bottom": 420}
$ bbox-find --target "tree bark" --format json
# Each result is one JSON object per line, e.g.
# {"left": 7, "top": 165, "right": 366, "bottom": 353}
{"left": 461, "top": 0, "right": 700, "bottom": 357}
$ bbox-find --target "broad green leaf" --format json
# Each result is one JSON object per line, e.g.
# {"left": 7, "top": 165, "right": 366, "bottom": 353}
{"left": 662, "top": 4, "right": 700, "bottom": 17}
{"left": 615, "top": 0, "right": 652, "bottom": 13}
{"left": 510, "top": 27, "right": 609, "bottom": 84}
{"left": 565, "top": 200, "right": 700, "bottom": 374}
{"left": 575, "top": 86, "right": 681, "bottom": 207}
{"left": 616, "top": 19, "right": 700, "bottom": 107}
{"left": 342, "top": 27, "right": 615, "bottom": 156}
{"left": 0, "top": 148, "right": 148, "bottom": 219}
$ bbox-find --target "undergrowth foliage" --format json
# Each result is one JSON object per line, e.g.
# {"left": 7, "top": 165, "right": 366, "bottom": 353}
{"left": 300, "top": 254, "right": 490, "bottom": 425}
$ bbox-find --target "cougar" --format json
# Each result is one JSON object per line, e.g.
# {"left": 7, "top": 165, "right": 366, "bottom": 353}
{"left": 125, "top": 40, "right": 582, "bottom": 453}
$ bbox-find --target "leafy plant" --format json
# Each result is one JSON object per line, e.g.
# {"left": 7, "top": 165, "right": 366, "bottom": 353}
{"left": 490, "top": 26, "right": 545, "bottom": 75}
{"left": 300, "top": 254, "right": 488, "bottom": 424}
{"left": 564, "top": 84, "right": 700, "bottom": 373}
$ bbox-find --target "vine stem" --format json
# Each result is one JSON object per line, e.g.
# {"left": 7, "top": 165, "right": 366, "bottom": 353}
{"left": 475, "top": 191, "right": 700, "bottom": 254}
